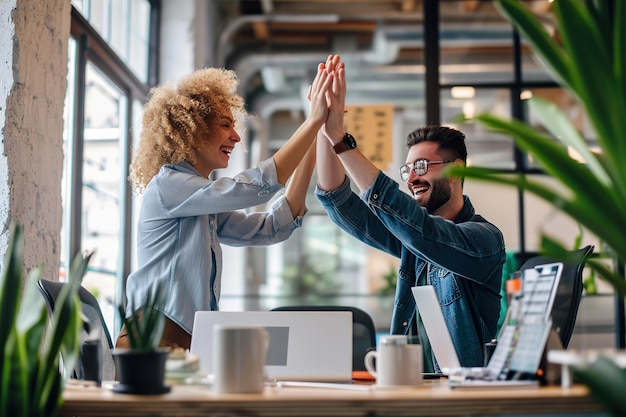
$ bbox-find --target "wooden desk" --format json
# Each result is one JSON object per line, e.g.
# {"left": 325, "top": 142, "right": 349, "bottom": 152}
{"left": 60, "top": 380, "right": 605, "bottom": 417}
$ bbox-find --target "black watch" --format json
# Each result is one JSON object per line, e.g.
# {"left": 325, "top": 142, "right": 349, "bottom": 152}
{"left": 332, "top": 133, "right": 357, "bottom": 155}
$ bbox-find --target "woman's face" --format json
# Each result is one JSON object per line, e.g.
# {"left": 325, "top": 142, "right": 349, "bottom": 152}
{"left": 192, "top": 114, "right": 241, "bottom": 177}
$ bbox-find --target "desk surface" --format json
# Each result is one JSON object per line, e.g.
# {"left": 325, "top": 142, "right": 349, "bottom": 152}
{"left": 60, "top": 380, "right": 604, "bottom": 417}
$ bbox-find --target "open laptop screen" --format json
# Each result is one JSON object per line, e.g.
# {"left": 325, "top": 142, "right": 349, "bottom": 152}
{"left": 190, "top": 311, "right": 353, "bottom": 382}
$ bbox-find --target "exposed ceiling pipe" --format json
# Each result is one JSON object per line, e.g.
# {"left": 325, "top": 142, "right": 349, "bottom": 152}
{"left": 216, "top": 14, "right": 340, "bottom": 68}
{"left": 233, "top": 24, "right": 416, "bottom": 96}
{"left": 234, "top": 51, "right": 334, "bottom": 96}
{"left": 247, "top": 95, "right": 304, "bottom": 162}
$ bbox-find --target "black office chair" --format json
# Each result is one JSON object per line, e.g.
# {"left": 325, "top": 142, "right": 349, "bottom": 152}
{"left": 37, "top": 279, "right": 116, "bottom": 381}
{"left": 518, "top": 245, "right": 594, "bottom": 349}
{"left": 271, "top": 305, "right": 377, "bottom": 371}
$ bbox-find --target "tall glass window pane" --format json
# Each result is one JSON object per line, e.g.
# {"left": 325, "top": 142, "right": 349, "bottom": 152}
{"left": 128, "top": 0, "right": 150, "bottom": 82}
{"left": 130, "top": 98, "right": 144, "bottom": 274}
{"left": 440, "top": 86, "right": 518, "bottom": 256}
{"left": 519, "top": 1, "right": 558, "bottom": 82}
{"left": 72, "top": 0, "right": 151, "bottom": 83}
{"left": 109, "top": 0, "right": 127, "bottom": 61}
{"left": 521, "top": 42, "right": 555, "bottom": 83}
{"left": 87, "top": 0, "right": 106, "bottom": 36}
{"left": 61, "top": 38, "right": 78, "bottom": 276}
{"left": 72, "top": 0, "right": 86, "bottom": 14}
{"left": 439, "top": 1, "right": 514, "bottom": 85}
{"left": 441, "top": 87, "right": 514, "bottom": 169}
{"left": 81, "top": 62, "right": 128, "bottom": 333}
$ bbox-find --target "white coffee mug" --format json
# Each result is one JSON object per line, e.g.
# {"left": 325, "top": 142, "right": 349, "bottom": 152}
{"left": 212, "top": 325, "right": 269, "bottom": 393}
{"left": 364, "top": 335, "right": 423, "bottom": 386}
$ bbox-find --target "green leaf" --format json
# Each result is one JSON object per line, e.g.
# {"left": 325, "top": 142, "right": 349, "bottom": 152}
{"left": 612, "top": 0, "right": 626, "bottom": 162}
{"left": 118, "top": 281, "right": 166, "bottom": 351}
{"left": 475, "top": 114, "right": 626, "bottom": 227}
{"left": 37, "top": 251, "right": 90, "bottom": 410}
{"left": 495, "top": 0, "right": 572, "bottom": 88}
{"left": 487, "top": 2, "right": 626, "bottom": 415}
{"left": 0, "top": 222, "right": 23, "bottom": 365}
{"left": 498, "top": 0, "right": 626, "bottom": 198}
{"left": 452, "top": 164, "right": 626, "bottom": 260}
{"left": 555, "top": 0, "right": 613, "bottom": 87}
{"left": 6, "top": 331, "right": 30, "bottom": 417}
{"left": 0, "top": 222, "right": 23, "bottom": 416}
{"left": 616, "top": 0, "right": 626, "bottom": 90}
{"left": 539, "top": 235, "right": 626, "bottom": 296}
{"left": 585, "top": 0, "right": 613, "bottom": 50}
{"left": 0, "top": 223, "right": 91, "bottom": 417}
{"left": 39, "top": 299, "right": 80, "bottom": 417}
{"left": 16, "top": 267, "right": 47, "bottom": 364}
{"left": 0, "top": 346, "right": 8, "bottom": 417}
{"left": 554, "top": 0, "right": 626, "bottom": 190}
{"left": 573, "top": 356, "right": 626, "bottom": 417}
{"left": 526, "top": 97, "right": 610, "bottom": 185}
{"left": 587, "top": 258, "right": 626, "bottom": 297}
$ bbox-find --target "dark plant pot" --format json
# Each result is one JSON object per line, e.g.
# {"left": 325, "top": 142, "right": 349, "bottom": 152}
{"left": 112, "top": 348, "right": 171, "bottom": 394}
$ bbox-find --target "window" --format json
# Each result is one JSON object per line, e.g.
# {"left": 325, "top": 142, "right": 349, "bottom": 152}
{"left": 71, "top": 0, "right": 152, "bottom": 83}
{"left": 62, "top": 2, "right": 155, "bottom": 337}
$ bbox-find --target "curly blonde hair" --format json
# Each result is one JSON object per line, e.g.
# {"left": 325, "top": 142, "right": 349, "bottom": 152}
{"left": 129, "top": 68, "right": 246, "bottom": 192}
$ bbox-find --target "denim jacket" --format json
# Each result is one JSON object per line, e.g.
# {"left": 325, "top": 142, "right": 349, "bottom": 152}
{"left": 315, "top": 173, "right": 505, "bottom": 370}
{"left": 126, "top": 159, "right": 302, "bottom": 333}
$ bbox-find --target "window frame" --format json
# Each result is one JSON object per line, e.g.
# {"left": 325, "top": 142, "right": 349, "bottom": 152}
{"left": 65, "top": 4, "right": 158, "bottom": 334}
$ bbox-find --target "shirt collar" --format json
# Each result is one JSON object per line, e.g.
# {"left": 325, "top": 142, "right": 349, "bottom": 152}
{"left": 453, "top": 195, "right": 475, "bottom": 224}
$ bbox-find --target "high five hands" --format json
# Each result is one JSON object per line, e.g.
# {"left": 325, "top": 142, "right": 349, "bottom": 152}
{"left": 307, "top": 54, "right": 347, "bottom": 143}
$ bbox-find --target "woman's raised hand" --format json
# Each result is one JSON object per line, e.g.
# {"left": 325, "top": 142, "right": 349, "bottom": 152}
{"left": 307, "top": 57, "right": 335, "bottom": 124}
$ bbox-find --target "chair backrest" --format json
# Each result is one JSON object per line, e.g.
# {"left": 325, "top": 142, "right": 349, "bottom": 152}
{"left": 37, "top": 279, "right": 116, "bottom": 381}
{"left": 518, "top": 245, "right": 594, "bottom": 349}
{"left": 271, "top": 305, "right": 377, "bottom": 371}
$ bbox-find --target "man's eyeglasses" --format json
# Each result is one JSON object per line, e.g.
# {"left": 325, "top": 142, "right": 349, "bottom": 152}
{"left": 399, "top": 159, "right": 455, "bottom": 181}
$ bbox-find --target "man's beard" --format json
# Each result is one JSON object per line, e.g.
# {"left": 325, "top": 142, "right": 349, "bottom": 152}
{"left": 424, "top": 178, "right": 452, "bottom": 214}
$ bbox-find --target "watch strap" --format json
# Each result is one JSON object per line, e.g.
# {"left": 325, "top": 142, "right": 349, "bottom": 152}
{"left": 332, "top": 133, "right": 357, "bottom": 155}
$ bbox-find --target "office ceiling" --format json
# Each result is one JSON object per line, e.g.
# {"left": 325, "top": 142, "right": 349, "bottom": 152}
{"left": 213, "top": 0, "right": 555, "bottom": 164}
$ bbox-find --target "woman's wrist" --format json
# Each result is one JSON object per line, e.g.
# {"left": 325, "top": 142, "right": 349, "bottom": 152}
{"left": 324, "top": 129, "right": 344, "bottom": 145}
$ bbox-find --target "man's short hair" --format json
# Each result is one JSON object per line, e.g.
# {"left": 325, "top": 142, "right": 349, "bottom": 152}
{"left": 405, "top": 125, "right": 468, "bottom": 163}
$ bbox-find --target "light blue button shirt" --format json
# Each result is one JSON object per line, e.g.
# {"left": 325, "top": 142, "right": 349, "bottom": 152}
{"left": 126, "top": 159, "right": 302, "bottom": 333}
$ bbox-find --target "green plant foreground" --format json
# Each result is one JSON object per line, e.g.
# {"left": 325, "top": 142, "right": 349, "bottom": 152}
{"left": 451, "top": 0, "right": 626, "bottom": 295}
{"left": 448, "top": 1, "right": 626, "bottom": 415}
{"left": 0, "top": 222, "right": 91, "bottom": 417}
{"left": 117, "top": 282, "right": 166, "bottom": 352}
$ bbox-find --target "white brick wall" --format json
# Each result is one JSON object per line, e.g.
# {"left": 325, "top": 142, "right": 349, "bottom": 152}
{"left": 0, "top": 0, "right": 70, "bottom": 279}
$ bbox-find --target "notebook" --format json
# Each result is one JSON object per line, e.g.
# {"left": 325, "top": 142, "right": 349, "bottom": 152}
{"left": 411, "top": 280, "right": 559, "bottom": 388}
{"left": 190, "top": 311, "right": 353, "bottom": 382}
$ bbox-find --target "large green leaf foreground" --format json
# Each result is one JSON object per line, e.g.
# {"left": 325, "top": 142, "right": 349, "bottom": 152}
{"left": 0, "top": 222, "right": 92, "bottom": 417}
{"left": 447, "top": 1, "right": 626, "bottom": 416}
{"left": 449, "top": 0, "right": 626, "bottom": 294}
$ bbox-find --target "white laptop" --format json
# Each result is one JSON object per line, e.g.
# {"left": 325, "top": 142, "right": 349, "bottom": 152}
{"left": 411, "top": 285, "right": 461, "bottom": 373}
{"left": 190, "top": 311, "right": 353, "bottom": 382}
{"left": 411, "top": 281, "right": 559, "bottom": 388}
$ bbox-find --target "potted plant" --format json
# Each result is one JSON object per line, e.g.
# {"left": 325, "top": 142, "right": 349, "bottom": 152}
{"left": 112, "top": 283, "right": 170, "bottom": 394}
{"left": 448, "top": 0, "right": 625, "bottom": 415}
{"left": 0, "top": 221, "right": 92, "bottom": 417}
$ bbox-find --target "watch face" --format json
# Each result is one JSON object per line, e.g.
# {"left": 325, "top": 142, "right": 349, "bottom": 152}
{"left": 344, "top": 133, "right": 357, "bottom": 149}
{"left": 334, "top": 133, "right": 357, "bottom": 154}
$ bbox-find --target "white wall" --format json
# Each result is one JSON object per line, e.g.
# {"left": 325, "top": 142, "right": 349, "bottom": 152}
{"left": 0, "top": 0, "right": 70, "bottom": 278}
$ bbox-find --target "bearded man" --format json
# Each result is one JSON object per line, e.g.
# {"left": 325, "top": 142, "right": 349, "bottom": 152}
{"left": 316, "top": 115, "right": 505, "bottom": 373}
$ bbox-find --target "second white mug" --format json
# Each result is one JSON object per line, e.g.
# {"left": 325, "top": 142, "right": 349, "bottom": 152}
{"left": 212, "top": 325, "right": 269, "bottom": 393}
{"left": 364, "top": 335, "right": 423, "bottom": 386}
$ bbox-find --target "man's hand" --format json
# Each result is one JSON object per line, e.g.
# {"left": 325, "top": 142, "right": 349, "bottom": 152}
{"left": 322, "top": 56, "right": 346, "bottom": 144}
